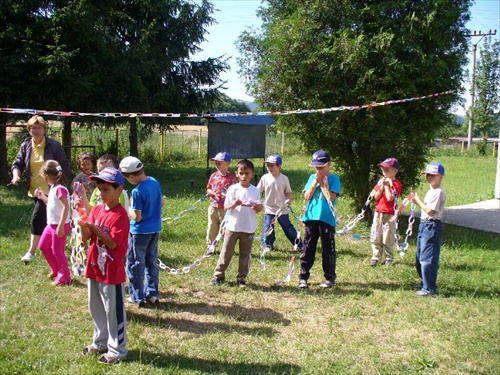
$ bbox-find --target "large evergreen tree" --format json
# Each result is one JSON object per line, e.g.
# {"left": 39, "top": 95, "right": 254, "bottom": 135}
{"left": 237, "top": 0, "right": 470, "bottom": 209}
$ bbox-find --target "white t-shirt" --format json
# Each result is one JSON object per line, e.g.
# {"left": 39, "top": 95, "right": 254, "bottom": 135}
{"left": 224, "top": 184, "right": 261, "bottom": 233}
{"left": 421, "top": 185, "right": 446, "bottom": 220}
{"left": 257, "top": 173, "right": 292, "bottom": 215}
{"left": 47, "top": 184, "right": 71, "bottom": 225}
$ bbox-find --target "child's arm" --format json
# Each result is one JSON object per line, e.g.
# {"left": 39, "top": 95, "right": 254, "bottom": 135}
{"left": 129, "top": 207, "right": 142, "bottom": 222}
{"left": 252, "top": 202, "right": 263, "bottom": 213}
{"left": 411, "top": 194, "right": 436, "bottom": 216}
{"left": 375, "top": 179, "right": 393, "bottom": 202}
{"left": 285, "top": 192, "right": 292, "bottom": 206}
{"left": 79, "top": 221, "right": 118, "bottom": 249}
{"left": 56, "top": 194, "right": 69, "bottom": 238}
{"left": 34, "top": 188, "right": 48, "bottom": 204}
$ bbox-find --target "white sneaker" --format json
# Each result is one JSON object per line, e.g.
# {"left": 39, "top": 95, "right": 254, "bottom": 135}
{"left": 21, "top": 252, "right": 35, "bottom": 263}
{"left": 298, "top": 279, "right": 308, "bottom": 289}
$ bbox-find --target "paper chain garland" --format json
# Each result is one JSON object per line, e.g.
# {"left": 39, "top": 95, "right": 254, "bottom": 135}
{"left": 0, "top": 90, "right": 454, "bottom": 119}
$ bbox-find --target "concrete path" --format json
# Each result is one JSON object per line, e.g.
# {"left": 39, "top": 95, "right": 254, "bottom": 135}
{"left": 441, "top": 199, "right": 500, "bottom": 234}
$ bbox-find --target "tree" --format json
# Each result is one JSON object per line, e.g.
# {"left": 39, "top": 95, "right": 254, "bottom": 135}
{"left": 470, "top": 38, "right": 500, "bottom": 138}
{"left": 237, "top": 0, "right": 470, "bottom": 210}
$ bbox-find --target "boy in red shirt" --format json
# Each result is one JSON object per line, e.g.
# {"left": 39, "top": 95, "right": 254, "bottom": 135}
{"left": 78, "top": 167, "right": 129, "bottom": 364}
{"left": 370, "top": 157, "right": 402, "bottom": 266}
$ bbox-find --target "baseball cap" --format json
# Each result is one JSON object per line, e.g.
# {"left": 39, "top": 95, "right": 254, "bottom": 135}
{"left": 89, "top": 167, "right": 125, "bottom": 186}
{"left": 265, "top": 154, "right": 283, "bottom": 165}
{"left": 422, "top": 162, "right": 445, "bottom": 176}
{"left": 309, "top": 150, "right": 331, "bottom": 167}
{"left": 377, "top": 157, "right": 400, "bottom": 170}
{"left": 119, "top": 156, "right": 143, "bottom": 173}
{"left": 210, "top": 152, "right": 231, "bottom": 163}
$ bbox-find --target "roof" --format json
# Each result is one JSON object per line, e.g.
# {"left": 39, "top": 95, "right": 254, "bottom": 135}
{"left": 208, "top": 112, "right": 275, "bottom": 126}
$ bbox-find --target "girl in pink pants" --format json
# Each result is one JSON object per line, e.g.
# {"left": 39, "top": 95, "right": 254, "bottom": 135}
{"left": 36, "top": 160, "right": 72, "bottom": 286}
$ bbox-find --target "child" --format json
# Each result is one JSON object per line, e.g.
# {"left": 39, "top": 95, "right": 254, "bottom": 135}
{"left": 72, "top": 151, "right": 97, "bottom": 201}
{"left": 77, "top": 154, "right": 129, "bottom": 212}
{"left": 79, "top": 167, "right": 129, "bottom": 364}
{"left": 411, "top": 162, "right": 447, "bottom": 297}
{"left": 119, "top": 156, "right": 163, "bottom": 306}
{"left": 370, "top": 157, "right": 402, "bottom": 266}
{"left": 35, "top": 160, "right": 72, "bottom": 286}
{"left": 298, "top": 150, "right": 341, "bottom": 289}
{"left": 211, "top": 159, "right": 263, "bottom": 287}
{"left": 206, "top": 151, "right": 237, "bottom": 254}
{"left": 257, "top": 154, "right": 301, "bottom": 251}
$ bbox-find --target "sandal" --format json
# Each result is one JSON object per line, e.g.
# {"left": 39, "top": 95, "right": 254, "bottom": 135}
{"left": 82, "top": 345, "right": 106, "bottom": 356}
{"left": 98, "top": 354, "right": 121, "bottom": 365}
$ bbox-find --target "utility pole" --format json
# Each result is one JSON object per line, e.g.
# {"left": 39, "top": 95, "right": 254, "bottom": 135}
{"left": 467, "top": 30, "right": 497, "bottom": 150}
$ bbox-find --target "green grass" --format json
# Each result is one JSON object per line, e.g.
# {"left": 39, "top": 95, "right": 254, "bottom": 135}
{"left": 0, "top": 154, "right": 499, "bottom": 374}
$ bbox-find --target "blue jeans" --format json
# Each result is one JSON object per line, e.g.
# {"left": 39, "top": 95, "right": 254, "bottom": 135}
{"left": 415, "top": 220, "right": 443, "bottom": 294}
{"left": 127, "top": 233, "right": 160, "bottom": 303}
{"left": 261, "top": 213, "right": 301, "bottom": 249}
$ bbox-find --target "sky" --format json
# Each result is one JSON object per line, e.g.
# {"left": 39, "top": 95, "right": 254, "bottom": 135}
{"left": 194, "top": 0, "right": 500, "bottom": 113}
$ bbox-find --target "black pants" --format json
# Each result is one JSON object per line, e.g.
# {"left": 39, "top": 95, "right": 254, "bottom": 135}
{"left": 31, "top": 198, "right": 47, "bottom": 235}
{"left": 299, "top": 220, "right": 337, "bottom": 282}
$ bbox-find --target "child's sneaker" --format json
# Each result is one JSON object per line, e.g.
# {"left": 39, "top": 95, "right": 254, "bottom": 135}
{"left": 237, "top": 280, "right": 247, "bottom": 288}
{"left": 47, "top": 271, "right": 57, "bottom": 279}
{"left": 98, "top": 354, "right": 121, "bottom": 365}
{"left": 147, "top": 296, "right": 160, "bottom": 306}
{"left": 320, "top": 280, "right": 333, "bottom": 289}
{"left": 369, "top": 258, "right": 378, "bottom": 266}
{"left": 21, "top": 251, "right": 35, "bottom": 263}
{"left": 385, "top": 259, "right": 394, "bottom": 266}
{"left": 210, "top": 277, "right": 224, "bottom": 285}
{"left": 298, "top": 279, "right": 308, "bottom": 289}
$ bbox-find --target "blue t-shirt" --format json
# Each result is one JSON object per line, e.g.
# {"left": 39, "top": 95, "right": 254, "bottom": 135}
{"left": 302, "top": 173, "right": 341, "bottom": 227}
{"left": 130, "top": 176, "right": 163, "bottom": 234}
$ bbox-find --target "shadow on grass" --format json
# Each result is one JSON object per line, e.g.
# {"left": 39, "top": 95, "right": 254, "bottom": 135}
{"left": 125, "top": 349, "right": 301, "bottom": 374}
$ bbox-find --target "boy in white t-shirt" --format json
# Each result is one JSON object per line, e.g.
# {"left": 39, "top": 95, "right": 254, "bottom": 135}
{"left": 211, "top": 159, "right": 263, "bottom": 287}
{"left": 257, "top": 154, "right": 301, "bottom": 251}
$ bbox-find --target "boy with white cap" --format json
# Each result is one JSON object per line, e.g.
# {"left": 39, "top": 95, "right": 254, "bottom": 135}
{"left": 119, "top": 156, "right": 163, "bottom": 306}
{"left": 411, "top": 162, "right": 447, "bottom": 297}
{"left": 257, "top": 154, "right": 301, "bottom": 251}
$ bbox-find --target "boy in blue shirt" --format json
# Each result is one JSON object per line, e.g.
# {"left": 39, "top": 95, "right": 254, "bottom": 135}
{"left": 298, "top": 150, "right": 341, "bottom": 289}
{"left": 120, "top": 156, "right": 163, "bottom": 306}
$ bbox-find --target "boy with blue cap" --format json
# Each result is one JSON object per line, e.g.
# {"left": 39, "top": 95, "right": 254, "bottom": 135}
{"left": 411, "top": 162, "right": 447, "bottom": 297}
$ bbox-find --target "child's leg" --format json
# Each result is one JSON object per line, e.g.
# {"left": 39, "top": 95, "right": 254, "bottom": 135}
{"left": 206, "top": 206, "right": 221, "bottom": 245}
{"left": 382, "top": 215, "right": 396, "bottom": 261}
{"left": 261, "top": 214, "right": 275, "bottom": 249}
{"left": 52, "top": 223, "right": 72, "bottom": 284}
{"left": 370, "top": 212, "right": 384, "bottom": 261}
{"left": 144, "top": 233, "right": 160, "bottom": 299}
{"left": 88, "top": 279, "right": 109, "bottom": 351}
{"left": 299, "top": 221, "right": 319, "bottom": 281}
{"left": 319, "top": 222, "right": 337, "bottom": 282}
{"left": 127, "top": 234, "right": 147, "bottom": 303}
{"left": 417, "top": 221, "right": 442, "bottom": 293}
{"left": 214, "top": 230, "right": 238, "bottom": 280}
{"left": 102, "top": 283, "right": 127, "bottom": 359}
{"left": 237, "top": 232, "right": 254, "bottom": 281}
{"left": 278, "top": 214, "right": 300, "bottom": 248}
{"left": 415, "top": 223, "right": 424, "bottom": 280}
{"left": 28, "top": 198, "right": 47, "bottom": 255}
{"left": 39, "top": 225, "right": 58, "bottom": 274}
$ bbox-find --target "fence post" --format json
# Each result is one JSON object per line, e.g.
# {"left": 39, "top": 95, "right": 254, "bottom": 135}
{"left": 461, "top": 141, "right": 465, "bottom": 154}
{"left": 492, "top": 141, "right": 496, "bottom": 158}
{"left": 199, "top": 128, "right": 202, "bottom": 158}
{"left": 161, "top": 130, "right": 165, "bottom": 162}
{"left": 115, "top": 128, "right": 119, "bottom": 158}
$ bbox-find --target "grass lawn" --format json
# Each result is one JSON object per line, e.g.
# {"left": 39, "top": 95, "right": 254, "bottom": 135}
{"left": 0, "top": 154, "right": 498, "bottom": 374}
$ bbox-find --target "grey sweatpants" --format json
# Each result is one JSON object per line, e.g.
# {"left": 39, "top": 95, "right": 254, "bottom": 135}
{"left": 88, "top": 279, "right": 127, "bottom": 359}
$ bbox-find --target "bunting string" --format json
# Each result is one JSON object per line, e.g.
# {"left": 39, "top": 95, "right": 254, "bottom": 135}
{"left": 0, "top": 90, "right": 454, "bottom": 119}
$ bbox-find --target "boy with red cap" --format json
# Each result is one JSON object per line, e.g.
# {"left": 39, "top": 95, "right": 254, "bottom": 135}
{"left": 370, "top": 157, "right": 402, "bottom": 266}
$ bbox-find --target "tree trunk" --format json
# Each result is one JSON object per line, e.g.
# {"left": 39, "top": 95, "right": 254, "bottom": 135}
{"left": 129, "top": 117, "right": 138, "bottom": 157}
{"left": 0, "top": 113, "right": 8, "bottom": 184}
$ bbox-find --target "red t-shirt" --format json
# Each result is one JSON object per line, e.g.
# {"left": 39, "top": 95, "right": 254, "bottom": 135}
{"left": 375, "top": 179, "right": 402, "bottom": 214}
{"left": 84, "top": 203, "right": 129, "bottom": 284}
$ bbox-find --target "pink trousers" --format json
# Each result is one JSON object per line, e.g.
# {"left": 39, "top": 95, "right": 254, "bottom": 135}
{"left": 39, "top": 223, "right": 71, "bottom": 285}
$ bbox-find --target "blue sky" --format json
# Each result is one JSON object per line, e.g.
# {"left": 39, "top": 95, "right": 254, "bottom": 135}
{"left": 194, "top": 0, "right": 500, "bottom": 113}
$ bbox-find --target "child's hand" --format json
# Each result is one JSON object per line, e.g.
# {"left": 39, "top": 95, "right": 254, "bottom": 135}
{"left": 56, "top": 224, "right": 65, "bottom": 238}
{"left": 410, "top": 193, "right": 419, "bottom": 204}
{"left": 284, "top": 199, "right": 291, "bottom": 206}
{"left": 34, "top": 188, "right": 44, "bottom": 199}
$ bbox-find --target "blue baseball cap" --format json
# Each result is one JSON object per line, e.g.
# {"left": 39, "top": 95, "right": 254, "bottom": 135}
{"left": 90, "top": 167, "right": 125, "bottom": 186}
{"left": 309, "top": 150, "right": 331, "bottom": 167}
{"left": 210, "top": 152, "right": 231, "bottom": 163}
{"left": 422, "top": 162, "right": 445, "bottom": 176}
{"left": 378, "top": 157, "right": 400, "bottom": 170}
{"left": 265, "top": 154, "right": 283, "bottom": 165}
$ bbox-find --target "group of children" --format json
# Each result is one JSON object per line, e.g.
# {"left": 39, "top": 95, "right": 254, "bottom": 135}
{"left": 23, "top": 147, "right": 446, "bottom": 365}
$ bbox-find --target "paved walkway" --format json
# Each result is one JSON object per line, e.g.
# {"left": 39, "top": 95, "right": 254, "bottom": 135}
{"left": 441, "top": 199, "right": 500, "bottom": 234}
